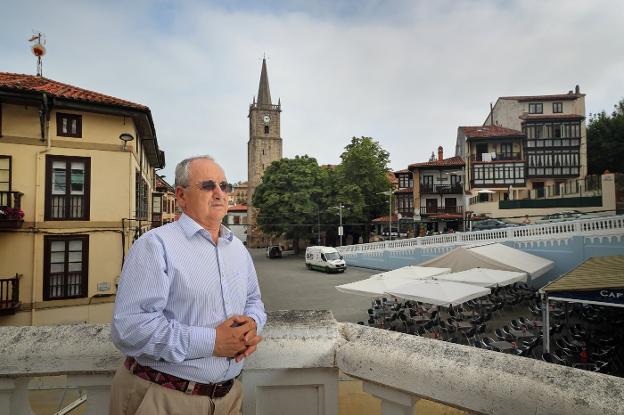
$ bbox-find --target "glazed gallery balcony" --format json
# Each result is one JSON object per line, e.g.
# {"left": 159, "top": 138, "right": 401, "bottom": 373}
{"left": 1, "top": 310, "right": 620, "bottom": 415}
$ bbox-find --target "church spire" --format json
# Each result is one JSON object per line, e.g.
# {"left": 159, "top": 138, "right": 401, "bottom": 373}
{"left": 257, "top": 57, "right": 272, "bottom": 106}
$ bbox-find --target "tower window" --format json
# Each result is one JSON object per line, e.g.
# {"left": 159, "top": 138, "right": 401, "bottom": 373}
{"left": 264, "top": 126, "right": 269, "bottom": 134}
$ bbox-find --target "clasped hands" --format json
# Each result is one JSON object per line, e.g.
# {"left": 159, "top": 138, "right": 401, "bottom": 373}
{"left": 214, "top": 315, "right": 262, "bottom": 362}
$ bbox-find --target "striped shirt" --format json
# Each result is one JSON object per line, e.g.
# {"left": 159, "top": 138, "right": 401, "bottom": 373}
{"left": 111, "top": 213, "right": 266, "bottom": 383}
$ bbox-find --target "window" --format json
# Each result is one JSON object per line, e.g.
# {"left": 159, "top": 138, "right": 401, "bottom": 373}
{"left": 399, "top": 174, "right": 412, "bottom": 188}
{"left": 0, "top": 156, "right": 10, "bottom": 192}
{"left": 152, "top": 194, "right": 162, "bottom": 214}
{"left": 500, "top": 143, "right": 512, "bottom": 159}
{"left": 43, "top": 235, "right": 88, "bottom": 300}
{"left": 135, "top": 171, "right": 149, "bottom": 219}
{"left": 528, "top": 103, "right": 543, "bottom": 114}
{"left": 56, "top": 113, "right": 82, "bottom": 138}
{"left": 264, "top": 126, "right": 269, "bottom": 134}
{"left": 553, "top": 102, "right": 563, "bottom": 113}
{"left": 45, "top": 156, "right": 90, "bottom": 220}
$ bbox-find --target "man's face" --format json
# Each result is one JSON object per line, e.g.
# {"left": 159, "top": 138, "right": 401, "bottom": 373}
{"left": 176, "top": 159, "right": 228, "bottom": 226}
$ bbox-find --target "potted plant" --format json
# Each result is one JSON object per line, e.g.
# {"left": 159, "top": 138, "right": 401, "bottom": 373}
{"left": 0, "top": 207, "right": 25, "bottom": 228}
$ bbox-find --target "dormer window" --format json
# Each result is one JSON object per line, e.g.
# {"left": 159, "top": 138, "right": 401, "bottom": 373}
{"left": 57, "top": 113, "right": 82, "bottom": 138}
{"left": 553, "top": 102, "right": 563, "bottom": 113}
{"left": 528, "top": 103, "right": 543, "bottom": 114}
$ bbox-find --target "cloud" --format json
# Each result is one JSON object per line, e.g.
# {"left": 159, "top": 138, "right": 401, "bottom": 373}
{"left": 2, "top": 0, "right": 624, "bottom": 182}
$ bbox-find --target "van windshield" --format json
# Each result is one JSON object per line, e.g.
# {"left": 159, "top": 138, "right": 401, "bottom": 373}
{"left": 325, "top": 252, "right": 340, "bottom": 261}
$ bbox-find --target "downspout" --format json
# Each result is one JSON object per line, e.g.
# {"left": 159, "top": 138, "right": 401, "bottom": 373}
{"left": 32, "top": 93, "right": 51, "bottom": 325}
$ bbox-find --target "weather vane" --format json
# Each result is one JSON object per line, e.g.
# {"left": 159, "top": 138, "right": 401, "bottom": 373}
{"left": 28, "top": 31, "right": 46, "bottom": 76}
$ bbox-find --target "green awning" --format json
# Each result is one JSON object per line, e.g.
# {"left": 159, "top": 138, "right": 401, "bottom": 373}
{"left": 541, "top": 256, "right": 624, "bottom": 307}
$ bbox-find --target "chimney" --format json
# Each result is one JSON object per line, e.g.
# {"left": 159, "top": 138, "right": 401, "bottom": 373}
{"left": 438, "top": 146, "right": 443, "bottom": 161}
{"left": 575, "top": 84, "right": 580, "bottom": 94}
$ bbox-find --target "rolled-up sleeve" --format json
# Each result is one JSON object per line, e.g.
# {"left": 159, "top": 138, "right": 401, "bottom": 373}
{"left": 243, "top": 251, "right": 267, "bottom": 334}
{"left": 111, "top": 234, "right": 216, "bottom": 362}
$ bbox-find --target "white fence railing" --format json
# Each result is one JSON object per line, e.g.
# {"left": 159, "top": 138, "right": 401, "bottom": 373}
{"left": 338, "top": 215, "right": 624, "bottom": 254}
{"left": 1, "top": 311, "right": 623, "bottom": 415}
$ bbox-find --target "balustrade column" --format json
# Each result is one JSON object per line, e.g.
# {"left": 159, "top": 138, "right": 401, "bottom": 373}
{"left": 66, "top": 374, "right": 114, "bottom": 415}
{"left": 0, "top": 378, "right": 34, "bottom": 415}
{"left": 363, "top": 381, "right": 419, "bottom": 415}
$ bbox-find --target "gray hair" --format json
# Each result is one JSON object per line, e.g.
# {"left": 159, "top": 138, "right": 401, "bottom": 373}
{"left": 174, "top": 155, "right": 217, "bottom": 188}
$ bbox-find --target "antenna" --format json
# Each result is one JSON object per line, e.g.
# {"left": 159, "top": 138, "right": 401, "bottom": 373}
{"left": 28, "top": 31, "right": 46, "bottom": 76}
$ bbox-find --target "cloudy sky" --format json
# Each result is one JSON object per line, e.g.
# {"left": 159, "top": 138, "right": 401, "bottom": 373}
{"left": 2, "top": 0, "right": 624, "bottom": 182}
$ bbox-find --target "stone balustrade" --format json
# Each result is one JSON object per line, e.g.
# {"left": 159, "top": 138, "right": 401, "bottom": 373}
{"left": 1, "top": 310, "right": 624, "bottom": 415}
{"left": 337, "top": 215, "right": 624, "bottom": 255}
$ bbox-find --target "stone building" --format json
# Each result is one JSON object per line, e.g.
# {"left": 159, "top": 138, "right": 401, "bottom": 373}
{"left": 246, "top": 58, "right": 283, "bottom": 248}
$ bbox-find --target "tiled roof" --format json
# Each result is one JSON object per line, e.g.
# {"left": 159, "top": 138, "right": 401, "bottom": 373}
{"left": 520, "top": 114, "right": 585, "bottom": 121}
{"left": 228, "top": 204, "right": 248, "bottom": 213}
{"left": 459, "top": 125, "right": 524, "bottom": 139}
{"left": 155, "top": 175, "right": 174, "bottom": 192}
{"left": 500, "top": 93, "right": 585, "bottom": 102}
{"left": 0, "top": 72, "right": 147, "bottom": 110}
{"left": 409, "top": 156, "right": 465, "bottom": 168}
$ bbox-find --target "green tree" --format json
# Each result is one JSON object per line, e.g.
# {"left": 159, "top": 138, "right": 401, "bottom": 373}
{"left": 587, "top": 98, "right": 624, "bottom": 174}
{"left": 335, "top": 137, "right": 391, "bottom": 241}
{"left": 253, "top": 155, "right": 325, "bottom": 252}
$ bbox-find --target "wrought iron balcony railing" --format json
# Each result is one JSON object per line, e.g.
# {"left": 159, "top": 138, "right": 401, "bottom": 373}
{"left": 419, "top": 184, "right": 463, "bottom": 194}
{"left": 0, "top": 273, "right": 21, "bottom": 315}
{"left": 0, "top": 191, "right": 24, "bottom": 229}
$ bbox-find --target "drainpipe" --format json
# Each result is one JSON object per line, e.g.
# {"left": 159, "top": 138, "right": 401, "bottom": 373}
{"left": 32, "top": 93, "right": 51, "bottom": 325}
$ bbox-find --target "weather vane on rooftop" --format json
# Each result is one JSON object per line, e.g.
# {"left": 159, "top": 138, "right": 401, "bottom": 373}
{"left": 28, "top": 31, "right": 46, "bottom": 76}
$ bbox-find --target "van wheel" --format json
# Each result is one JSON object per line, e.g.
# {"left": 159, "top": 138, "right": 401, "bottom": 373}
{"left": 306, "top": 264, "right": 311, "bottom": 270}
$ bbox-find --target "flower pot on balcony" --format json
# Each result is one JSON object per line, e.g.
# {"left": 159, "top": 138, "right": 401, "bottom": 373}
{"left": 0, "top": 219, "right": 24, "bottom": 229}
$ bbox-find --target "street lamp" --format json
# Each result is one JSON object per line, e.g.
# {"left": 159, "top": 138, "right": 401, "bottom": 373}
{"left": 329, "top": 204, "right": 345, "bottom": 246}
{"left": 379, "top": 190, "right": 393, "bottom": 240}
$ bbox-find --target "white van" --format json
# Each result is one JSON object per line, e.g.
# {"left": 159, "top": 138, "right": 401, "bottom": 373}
{"left": 305, "top": 246, "right": 346, "bottom": 273}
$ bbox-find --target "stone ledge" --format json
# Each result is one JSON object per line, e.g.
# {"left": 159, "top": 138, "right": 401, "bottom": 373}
{"left": 336, "top": 323, "right": 624, "bottom": 415}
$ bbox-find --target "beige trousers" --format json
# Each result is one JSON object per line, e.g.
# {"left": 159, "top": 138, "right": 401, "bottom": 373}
{"left": 109, "top": 366, "right": 243, "bottom": 415}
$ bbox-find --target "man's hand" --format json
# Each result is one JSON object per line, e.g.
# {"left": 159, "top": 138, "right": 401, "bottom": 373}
{"left": 214, "top": 316, "right": 250, "bottom": 358}
{"left": 231, "top": 315, "right": 263, "bottom": 362}
{"left": 213, "top": 315, "right": 263, "bottom": 360}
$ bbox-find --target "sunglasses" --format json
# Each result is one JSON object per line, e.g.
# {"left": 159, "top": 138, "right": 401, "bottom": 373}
{"left": 192, "top": 180, "right": 233, "bottom": 193}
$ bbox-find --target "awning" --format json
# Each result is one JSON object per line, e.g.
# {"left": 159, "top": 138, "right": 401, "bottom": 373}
{"left": 419, "top": 243, "right": 553, "bottom": 279}
{"left": 434, "top": 268, "right": 528, "bottom": 288}
{"left": 335, "top": 266, "right": 451, "bottom": 297}
{"left": 541, "top": 256, "right": 624, "bottom": 307}
{"left": 387, "top": 280, "right": 491, "bottom": 307}
{"left": 469, "top": 243, "right": 554, "bottom": 279}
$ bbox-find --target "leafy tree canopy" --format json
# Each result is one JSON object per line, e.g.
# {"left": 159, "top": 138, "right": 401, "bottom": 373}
{"left": 587, "top": 98, "right": 624, "bottom": 174}
{"left": 252, "top": 155, "right": 324, "bottom": 247}
{"left": 336, "top": 136, "right": 391, "bottom": 224}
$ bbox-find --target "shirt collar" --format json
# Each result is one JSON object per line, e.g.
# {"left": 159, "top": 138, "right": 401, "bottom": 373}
{"left": 178, "top": 213, "right": 234, "bottom": 243}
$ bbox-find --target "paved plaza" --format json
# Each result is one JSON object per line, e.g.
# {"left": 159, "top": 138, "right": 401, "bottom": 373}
{"left": 250, "top": 249, "right": 376, "bottom": 323}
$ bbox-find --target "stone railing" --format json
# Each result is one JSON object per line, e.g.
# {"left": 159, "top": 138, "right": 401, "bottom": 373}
{"left": 2, "top": 311, "right": 624, "bottom": 415}
{"left": 338, "top": 215, "right": 624, "bottom": 255}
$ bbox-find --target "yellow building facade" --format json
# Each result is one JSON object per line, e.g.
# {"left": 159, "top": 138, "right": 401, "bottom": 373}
{"left": 0, "top": 73, "right": 165, "bottom": 326}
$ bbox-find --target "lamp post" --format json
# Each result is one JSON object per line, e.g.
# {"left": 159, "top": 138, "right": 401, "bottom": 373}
{"left": 332, "top": 204, "right": 345, "bottom": 246}
{"left": 379, "top": 190, "right": 393, "bottom": 240}
{"left": 317, "top": 207, "right": 321, "bottom": 246}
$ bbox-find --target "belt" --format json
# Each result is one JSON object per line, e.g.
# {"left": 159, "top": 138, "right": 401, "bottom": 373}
{"left": 124, "top": 357, "right": 235, "bottom": 398}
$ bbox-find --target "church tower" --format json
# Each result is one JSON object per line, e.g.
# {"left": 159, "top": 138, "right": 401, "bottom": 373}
{"left": 247, "top": 58, "right": 282, "bottom": 247}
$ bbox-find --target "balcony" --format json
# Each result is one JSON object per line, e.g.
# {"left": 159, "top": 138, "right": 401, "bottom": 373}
{"left": 471, "top": 152, "right": 523, "bottom": 162}
{"left": 0, "top": 191, "right": 24, "bottom": 229}
{"left": 0, "top": 273, "right": 21, "bottom": 315}
{"left": 0, "top": 310, "right": 620, "bottom": 415}
{"left": 419, "top": 205, "right": 464, "bottom": 216}
{"left": 420, "top": 184, "right": 463, "bottom": 194}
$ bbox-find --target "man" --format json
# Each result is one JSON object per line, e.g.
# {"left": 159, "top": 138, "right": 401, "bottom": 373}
{"left": 110, "top": 155, "right": 266, "bottom": 415}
